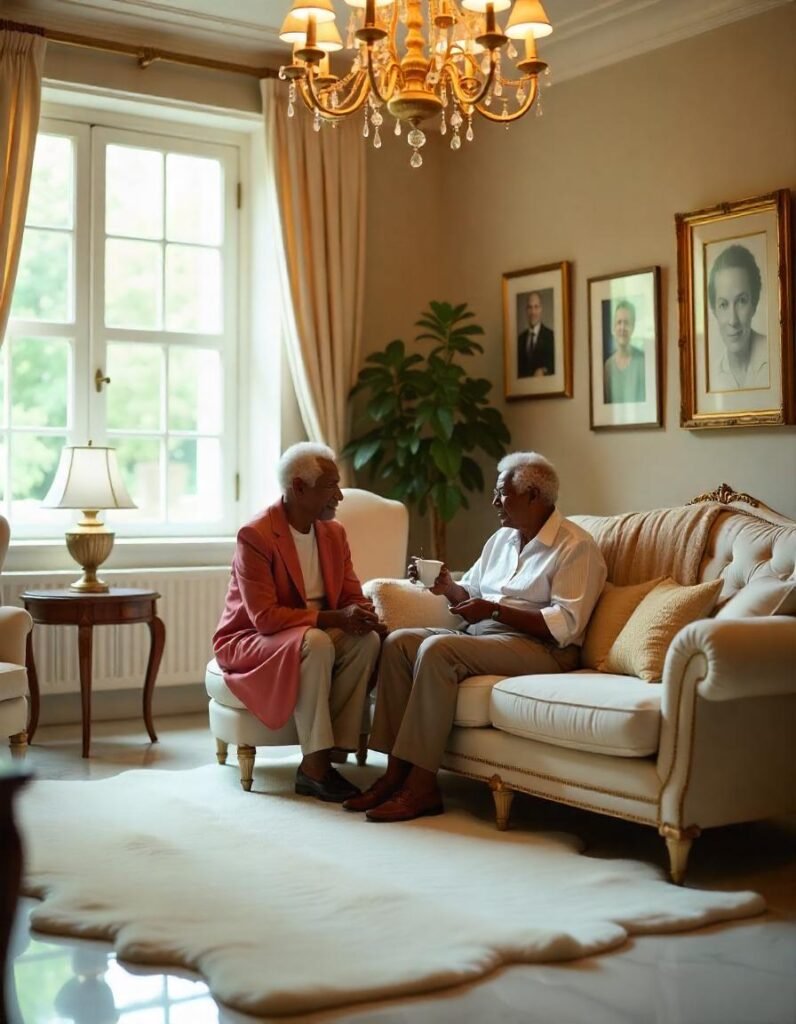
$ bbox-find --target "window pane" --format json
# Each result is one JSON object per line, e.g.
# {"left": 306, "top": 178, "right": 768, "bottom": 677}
{"left": 109, "top": 438, "right": 162, "bottom": 522}
{"left": 0, "top": 355, "right": 5, "bottom": 428}
{"left": 105, "top": 239, "right": 163, "bottom": 330}
{"left": 107, "top": 343, "right": 163, "bottom": 431}
{"left": 168, "top": 438, "right": 221, "bottom": 522}
{"left": 27, "top": 135, "right": 73, "bottom": 229}
{"left": 0, "top": 440, "right": 5, "bottom": 503}
{"left": 10, "top": 337, "right": 70, "bottom": 428}
{"left": 10, "top": 229, "right": 72, "bottom": 322}
{"left": 166, "top": 153, "right": 222, "bottom": 245}
{"left": 168, "top": 348, "right": 221, "bottom": 432}
{"left": 106, "top": 145, "right": 163, "bottom": 240}
{"left": 165, "top": 245, "right": 221, "bottom": 334}
{"left": 10, "top": 433, "right": 65, "bottom": 523}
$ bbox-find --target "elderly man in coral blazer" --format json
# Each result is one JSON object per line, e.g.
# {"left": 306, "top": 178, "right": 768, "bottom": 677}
{"left": 213, "top": 442, "right": 383, "bottom": 803}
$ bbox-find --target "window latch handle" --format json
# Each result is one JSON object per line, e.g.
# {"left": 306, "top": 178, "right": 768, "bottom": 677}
{"left": 95, "top": 368, "right": 111, "bottom": 392}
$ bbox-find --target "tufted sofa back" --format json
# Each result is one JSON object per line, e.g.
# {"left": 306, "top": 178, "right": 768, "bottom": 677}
{"left": 699, "top": 506, "right": 796, "bottom": 600}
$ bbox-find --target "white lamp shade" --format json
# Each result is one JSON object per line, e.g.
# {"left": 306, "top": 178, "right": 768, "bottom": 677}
{"left": 42, "top": 445, "right": 136, "bottom": 511}
{"left": 285, "top": 0, "right": 337, "bottom": 23}
{"left": 506, "top": 0, "right": 553, "bottom": 38}
{"left": 461, "top": 0, "right": 511, "bottom": 13}
{"left": 280, "top": 13, "right": 343, "bottom": 50}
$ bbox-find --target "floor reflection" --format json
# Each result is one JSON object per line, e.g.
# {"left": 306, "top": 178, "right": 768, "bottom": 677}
{"left": 10, "top": 901, "right": 218, "bottom": 1024}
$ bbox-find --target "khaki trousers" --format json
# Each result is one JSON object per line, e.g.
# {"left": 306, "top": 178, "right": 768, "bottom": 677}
{"left": 369, "top": 625, "right": 579, "bottom": 772}
{"left": 294, "top": 628, "right": 380, "bottom": 756}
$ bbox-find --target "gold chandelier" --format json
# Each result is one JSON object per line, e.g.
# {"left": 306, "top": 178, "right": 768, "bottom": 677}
{"left": 278, "top": 0, "right": 553, "bottom": 167}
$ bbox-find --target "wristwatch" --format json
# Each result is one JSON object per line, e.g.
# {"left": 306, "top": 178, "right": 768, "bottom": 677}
{"left": 491, "top": 605, "right": 501, "bottom": 621}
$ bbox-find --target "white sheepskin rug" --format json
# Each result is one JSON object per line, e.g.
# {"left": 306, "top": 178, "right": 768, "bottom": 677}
{"left": 18, "top": 758, "right": 764, "bottom": 1018}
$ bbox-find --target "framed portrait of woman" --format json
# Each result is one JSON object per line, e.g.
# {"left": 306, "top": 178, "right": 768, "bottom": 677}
{"left": 587, "top": 266, "right": 662, "bottom": 430}
{"left": 502, "top": 261, "right": 572, "bottom": 400}
{"left": 676, "top": 189, "right": 793, "bottom": 428}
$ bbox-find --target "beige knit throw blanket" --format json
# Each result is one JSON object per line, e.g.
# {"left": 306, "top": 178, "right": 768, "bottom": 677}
{"left": 576, "top": 504, "right": 726, "bottom": 586}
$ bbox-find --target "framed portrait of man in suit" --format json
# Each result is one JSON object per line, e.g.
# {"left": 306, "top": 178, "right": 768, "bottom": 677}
{"left": 502, "top": 261, "right": 572, "bottom": 400}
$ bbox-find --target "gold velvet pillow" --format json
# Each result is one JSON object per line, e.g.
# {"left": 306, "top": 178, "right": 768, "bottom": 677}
{"left": 581, "top": 578, "right": 664, "bottom": 670}
{"left": 602, "top": 577, "right": 724, "bottom": 682}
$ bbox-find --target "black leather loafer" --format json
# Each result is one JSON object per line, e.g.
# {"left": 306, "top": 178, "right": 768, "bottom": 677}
{"left": 295, "top": 767, "right": 360, "bottom": 804}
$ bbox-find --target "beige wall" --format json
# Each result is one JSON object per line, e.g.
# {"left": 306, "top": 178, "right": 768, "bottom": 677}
{"left": 363, "top": 6, "right": 796, "bottom": 567}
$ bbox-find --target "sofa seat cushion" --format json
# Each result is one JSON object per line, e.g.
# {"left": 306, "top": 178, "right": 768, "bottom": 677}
{"left": 454, "top": 675, "right": 505, "bottom": 727}
{"left": 489, "top": 671, "right": 661, "bottom": 757}
{"left": 205, "top": 658, "right": 246, "bottom": 710}
{"left": 0, "top": 663, "right": 29, "bottom": 701}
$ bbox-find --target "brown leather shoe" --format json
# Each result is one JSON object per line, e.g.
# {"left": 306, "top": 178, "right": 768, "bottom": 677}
{"left": 342, "top": 774, "right": 401, "bottom": 812}
{"left": 365, "top": 785, "right": 444, "bottom": 823}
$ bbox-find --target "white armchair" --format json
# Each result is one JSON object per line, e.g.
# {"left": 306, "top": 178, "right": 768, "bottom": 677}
{"left": 0, "top": 516, "right": 33, "bottom": 759}
{"left": 206, "top": 489, "right": 409, "bottom": 790}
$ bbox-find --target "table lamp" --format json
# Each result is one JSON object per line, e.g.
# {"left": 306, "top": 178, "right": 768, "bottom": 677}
{"left": 42, "top": 441, "right": 137, "bottom": 593}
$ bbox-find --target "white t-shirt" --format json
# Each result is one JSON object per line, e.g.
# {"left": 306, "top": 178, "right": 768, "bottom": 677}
{"left": 289, "top": 524, "right": 326, "bottom": 608}
{"left": 458, "top": 509, "right": 607, "bottom": 647}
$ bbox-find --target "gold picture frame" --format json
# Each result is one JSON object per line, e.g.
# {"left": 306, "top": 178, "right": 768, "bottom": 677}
{"left": 587, "top": 266, "right": 663, "bottom": 430}
{"left": 676, "top": 189, "right": 793, "bottom": 429}
{"left": 502, "top": 261, "right": 573, "bottom": 400}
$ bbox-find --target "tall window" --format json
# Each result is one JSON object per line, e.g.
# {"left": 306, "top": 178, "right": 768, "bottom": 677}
{"left": 2, "top": 115, "right": 240, "bottom": 538}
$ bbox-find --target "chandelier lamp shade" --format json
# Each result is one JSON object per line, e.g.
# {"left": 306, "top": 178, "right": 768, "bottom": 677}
{"left": 278, "top": 0, "right": 554, "bottom": 167}
{"left": 41, "top": 441, "right": 137, "bottom": 593}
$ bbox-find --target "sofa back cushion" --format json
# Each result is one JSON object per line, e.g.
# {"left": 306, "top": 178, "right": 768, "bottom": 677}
{"left": 581, "top": 577, "right": 664, "bottom": 670}
{"left": 602, "top": 577, "right": 723, "bottom": 682}
{"left": 714, "top": 577, "right": 796, "bottom": 619}
{"left": 698, "top": 509, "right": 796, "bottom": 601}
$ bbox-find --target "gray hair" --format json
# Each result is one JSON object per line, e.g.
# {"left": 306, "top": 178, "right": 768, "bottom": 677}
{"left": 497, "top": 451, "right": 559, "bottom": 505}
{"left": 277, "top": 442, "right": 337, "bottom": 491}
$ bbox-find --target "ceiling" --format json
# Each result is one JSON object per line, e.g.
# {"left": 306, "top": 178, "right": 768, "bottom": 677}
{"left": 6, "top": 0, "right": 791, "bottom": 81}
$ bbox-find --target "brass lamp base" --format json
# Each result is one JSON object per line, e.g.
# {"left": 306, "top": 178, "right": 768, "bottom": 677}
{"left": 65, "top": 510, "right": 115, "bottom": 593}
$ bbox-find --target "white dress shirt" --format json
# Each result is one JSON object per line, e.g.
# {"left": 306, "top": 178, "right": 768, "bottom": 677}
{"left": 289, "top": 524, "right": 326, "bottom": 609}
{"left": 458, "top": 509, "right": 607, "bottom": 647}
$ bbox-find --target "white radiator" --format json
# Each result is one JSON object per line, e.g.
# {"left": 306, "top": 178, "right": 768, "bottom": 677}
{"left": 2, "top": 568, "right": 230, "bottom": 695}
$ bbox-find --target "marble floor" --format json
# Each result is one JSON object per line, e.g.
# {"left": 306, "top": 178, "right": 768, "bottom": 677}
{"left": 5, "top": 713, "right": 796, "bottom": 1024}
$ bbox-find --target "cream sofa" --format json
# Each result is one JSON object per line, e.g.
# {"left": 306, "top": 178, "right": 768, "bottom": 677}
{"left": 0, "top": 515, "right": 33, "bottom": 759}
{"left": 366, "top": 484, "right": 796, "bottom": 883}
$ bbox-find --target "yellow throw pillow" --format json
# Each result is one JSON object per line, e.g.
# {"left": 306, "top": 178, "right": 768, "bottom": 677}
{"left": 602, "top": 577, "right": 724, "bottom": 682}
{"left": 581, "top": 577, "right": 664, "bottom": 670}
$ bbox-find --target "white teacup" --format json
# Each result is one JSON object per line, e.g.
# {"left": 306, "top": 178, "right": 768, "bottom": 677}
{"left": 414, "top": 558, "right": 444, "bottom": 589}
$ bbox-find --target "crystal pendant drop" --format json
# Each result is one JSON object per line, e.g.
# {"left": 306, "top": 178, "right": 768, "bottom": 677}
{"left": 288, "top": 99, "right": 295, "bottom": 118}
{"left": 485, "top": 90, "right": 492, "bottom": 108}
{"left": 374, "top": 127, "right": 382, "bottom": 149}
{"left": 466, "top": 118, "right": 474, "bottom": 142}
{"left": 394, "top": 118, "right": 402, "bottom": 136}
{"left": 494, "top": 78, "right": 503, "bottom": 98}
{"left": 440, "top": 109, "right": 447, "bottom": 136}
{"left": 508, "top": 41, "right": 517, "bottom": 59}
{"left": 363, "top": 107, "right": 370, "bottom": 138}
{"left": 410, "top": 150, "right": 423, "bottom": 169}
{"left": 544, "top": 66, "right": 552, "bottom": 87}
{"left": 535, "top": 92, "right": 544, "bottom": 117}
{"left": 451, "top": 132, "right": 461, "bottom": 151}
{"left": 314, "top": 109, "right": 322, "bottom": 132}
{"left": 371, "top": 109, "right": 383, "bottom": 128}
{"left": 407, "top": 127, "right": 426, "bottom": 149}
{"left": 450, "top": 108, "right": 462, "bottom": 129}
{"left": 288, "top": 82, "right": 296, "bottom": 118}
{"left": 516, "top": 84, "right": 526, "bottom": 106}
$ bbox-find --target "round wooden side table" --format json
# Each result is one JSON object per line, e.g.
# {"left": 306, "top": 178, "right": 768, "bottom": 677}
{"left": 21, "top": 588, "right": 166, "bottom": 758}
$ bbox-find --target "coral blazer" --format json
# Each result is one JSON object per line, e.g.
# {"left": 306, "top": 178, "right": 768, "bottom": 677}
{"left": 213, "top": 499, "right": 370, "bottom": 729}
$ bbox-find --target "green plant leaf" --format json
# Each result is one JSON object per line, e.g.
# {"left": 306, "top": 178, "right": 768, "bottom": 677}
{"left": 430, "top": 438, "right": 462, "bottom": 477}
{"left": 352, "top": 438, "right": 382, "bottom": 470}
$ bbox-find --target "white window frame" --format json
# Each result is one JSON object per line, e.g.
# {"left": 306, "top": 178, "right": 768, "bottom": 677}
{"left": 4, "top": 101, "right": 248, "bottom": 548}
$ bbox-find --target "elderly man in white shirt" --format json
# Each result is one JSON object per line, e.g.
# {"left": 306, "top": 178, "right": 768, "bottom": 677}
{"left": 344, "top": 451, "right": 607, "bottom": 822}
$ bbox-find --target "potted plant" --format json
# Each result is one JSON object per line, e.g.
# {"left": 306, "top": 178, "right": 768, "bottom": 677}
{"left": 343, "top": 301, "right": 511, "bottom": 561}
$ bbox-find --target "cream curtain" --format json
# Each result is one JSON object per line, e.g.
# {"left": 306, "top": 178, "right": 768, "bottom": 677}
{"left": 0, "top": 26, "right": 46, "bottom": 343}
{"left": 261, "top": 79, "right": 366, "bottom": 483}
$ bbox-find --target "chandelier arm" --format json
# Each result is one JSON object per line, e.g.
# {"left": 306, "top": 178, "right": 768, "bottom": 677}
{"left": 365, "top": 46, "right": 402, "bottom": 106}
{"left": 299, "top": 67, "right": 371, "bottom": 119}
{"left": 443, "top": 50, "right": 497, "bottom": 108}
{"left": 474, "top": 73, "right": 538, "bottom": 123}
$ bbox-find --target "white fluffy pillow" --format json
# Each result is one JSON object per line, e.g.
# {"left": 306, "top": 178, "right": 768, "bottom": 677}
{"left": 364, "top": 578, "right": 464, "bottom": 632}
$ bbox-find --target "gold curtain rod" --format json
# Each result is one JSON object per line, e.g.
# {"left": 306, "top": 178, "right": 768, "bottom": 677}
{"left": 1, "top": 18, "right": 279, "bottom": 79}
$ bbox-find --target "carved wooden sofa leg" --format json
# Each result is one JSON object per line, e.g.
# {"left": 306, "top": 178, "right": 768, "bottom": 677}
{"left": 237, "top": 744, "right": 256, "bottom": 792}
{"left": 356, "top": 733, "right": 368, "bottom": 766}
{"left": 215, "top": 738, "right": 228, "bottom": 765}
{"left": 489, "top": 774, "right": 515, "bottom": 831}
{"left": 659, "top": 824, "right": 701, "bottom": 884}
{"left": 9, "top": 733, "right": 27, "bottom": 759}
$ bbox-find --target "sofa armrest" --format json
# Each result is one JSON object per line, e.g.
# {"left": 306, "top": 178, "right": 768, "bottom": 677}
{"left": 663, "top": 616, "right": 796, "bottom": 702}
{"left": 0, "top": 607, "right": 33, "bottom": 665}
{"left": 363, "top": 578, "right": 464, "bottom": 632}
